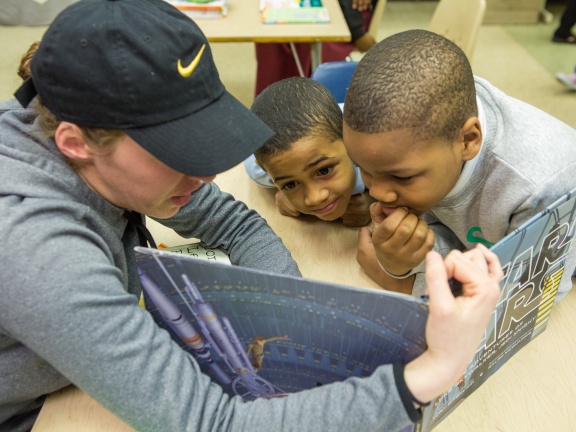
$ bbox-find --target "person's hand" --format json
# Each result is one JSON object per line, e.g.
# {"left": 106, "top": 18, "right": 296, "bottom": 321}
{"left": 357, "top": 225, "right": 386, "bottom": 281}
{"left": 275, "top": 190, "right": 301, "bottom": 217}
{"left": 353, "top": 33, "right": 376, "bottom": 53}
{"left": 370, "top": 203, "right": 434, "bottom": 276}
{"left": 356, "top": 225, "right": 414, "bottom": 294}
{"left": 351, "top": 0, "right": 372, "bottom": 12}
{"left": 404, "top": 245, "right": 502, "bottom": 404}
{"left": 341, "top": 192, "right": 374, "bottom": 227}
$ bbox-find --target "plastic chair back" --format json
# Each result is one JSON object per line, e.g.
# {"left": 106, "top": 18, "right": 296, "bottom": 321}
{"left": 428, "top": 0, "right": 486, "bottom": 61}
{"left": 366, "top": 0, "right": 388, "bottom": 40}
{"left": 310, "top": 61, "right": 359, "bottom": 103}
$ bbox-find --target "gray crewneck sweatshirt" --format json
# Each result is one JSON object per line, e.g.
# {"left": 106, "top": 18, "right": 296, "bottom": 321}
{"left": 412, "top": 77, "right": 576, "bottom": 299}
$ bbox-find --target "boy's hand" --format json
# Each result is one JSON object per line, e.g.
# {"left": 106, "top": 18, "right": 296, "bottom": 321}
{"left": 370, "top": 203, "right": 434, "bottom": 276}
{"left": 353, "top": 33, "right": 376, "bottom": 53}
{"left": 352, "top": 0, "right": 372, "bottom": 11}
{"left": 275, "top": 190, "right": 301, "bottom": 217}
{"left": 357, "top": 226, "right": 414, "bottom": 294}
{"left": 341, "top": 192, "right": 374, "bottom": 227}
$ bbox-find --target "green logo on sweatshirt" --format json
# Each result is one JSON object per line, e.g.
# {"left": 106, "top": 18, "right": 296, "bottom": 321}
{"left": 466, "top": 226, "right": 495, "bottom": 247}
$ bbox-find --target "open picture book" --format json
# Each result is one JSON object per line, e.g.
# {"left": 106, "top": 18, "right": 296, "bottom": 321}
{"left": 136, "top": 187, "right": 576, "bottom": 431}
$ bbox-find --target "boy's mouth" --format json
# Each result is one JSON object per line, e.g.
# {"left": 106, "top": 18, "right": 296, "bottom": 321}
{"left": 312, "top": 198, "right": 339, "bottom": 215}
{"left": 381, "top": 206, "right": 399, "bottom": 216}
{"left": 381, "top": 206, "right": 410, "bottom": 216}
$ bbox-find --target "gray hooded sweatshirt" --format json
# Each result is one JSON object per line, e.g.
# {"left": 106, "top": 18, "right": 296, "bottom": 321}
{"left": 0, "top": 99, "right": 417, "bottom": 432}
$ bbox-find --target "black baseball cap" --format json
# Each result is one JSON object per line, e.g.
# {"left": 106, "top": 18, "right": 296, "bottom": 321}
{"left": 15, "top": 0, "right": 274, "bottom": 177}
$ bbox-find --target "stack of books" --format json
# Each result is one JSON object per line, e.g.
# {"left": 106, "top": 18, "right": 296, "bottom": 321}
{"left": 260, "top": 0, "right": 330, "bottom": 24}
{"left": 164, "top": 0, "right": 228, "bottom": 19}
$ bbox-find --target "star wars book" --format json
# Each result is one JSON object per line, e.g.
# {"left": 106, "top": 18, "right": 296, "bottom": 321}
{"left": 135, "top": 187, "right": 576, "bottom": 431}
{"left": 416, "top": 187, "right": 576, "bottom": 431}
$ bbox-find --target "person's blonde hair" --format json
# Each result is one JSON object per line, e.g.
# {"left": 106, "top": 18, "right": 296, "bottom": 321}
{"left": 17, "top": 41, "right": 39, "bottom": 81}
{"left": 18, "top": 40, "right": 124, "bottom": 147}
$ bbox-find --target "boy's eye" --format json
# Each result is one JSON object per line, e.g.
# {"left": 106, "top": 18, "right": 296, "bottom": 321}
{"left": 317, "top": 166, "right": 334, "bottom": 177}
{"left": 393, "top": 175, "right": 414, "bottom": 182}
{"left": 280, "top": 181, "right": 297, "bottom": 191}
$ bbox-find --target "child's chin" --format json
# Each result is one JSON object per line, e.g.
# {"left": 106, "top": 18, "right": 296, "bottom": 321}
{"left": 314, "top": 212, "right": 342, "bottom": 222}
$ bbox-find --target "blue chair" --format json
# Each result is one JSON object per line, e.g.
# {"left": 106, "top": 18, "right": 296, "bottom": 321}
{"left": 310, "top": 61, "right": 359, "bottom": 104}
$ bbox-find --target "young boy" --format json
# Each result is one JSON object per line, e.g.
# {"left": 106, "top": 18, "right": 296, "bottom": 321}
{"left": 342, "top": 29, "right": 576, "bottom": 298}
{"left": 244, "top": 77, "right": 373, "bottom": 227}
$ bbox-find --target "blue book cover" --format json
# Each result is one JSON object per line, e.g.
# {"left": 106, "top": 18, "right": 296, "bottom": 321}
{"left": 136, "top": 187, "right": 576, "bottom": 431}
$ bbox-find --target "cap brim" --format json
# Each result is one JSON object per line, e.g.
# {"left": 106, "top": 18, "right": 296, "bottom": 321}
{"left": 124, "top": 91, "right": 274, "bottom": 177}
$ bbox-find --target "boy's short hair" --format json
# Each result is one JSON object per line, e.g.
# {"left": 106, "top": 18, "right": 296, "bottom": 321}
{"left": 344, "top": 29, "right": 478, "bottom": 142}
{"left": 252, "top": 77, "right": 343, "bottom": 165}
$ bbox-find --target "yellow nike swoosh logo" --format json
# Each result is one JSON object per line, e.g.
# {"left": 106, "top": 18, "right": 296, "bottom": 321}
{"left": 177, "top": 44, "right": 206, "bottom": 78}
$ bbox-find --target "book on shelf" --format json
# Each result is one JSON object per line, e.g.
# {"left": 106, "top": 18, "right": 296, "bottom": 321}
{"left": 136, "top": 187, "right": 576, "bottom": 431}
{"left": 164, "top": 0, "right": 228, "bottom": 19}
{"left": 260, "top": 0, "right": 330, "bottom": 24}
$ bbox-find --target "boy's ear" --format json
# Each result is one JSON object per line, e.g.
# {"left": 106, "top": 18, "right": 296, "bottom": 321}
{"left": 54, "top": 122, "right": 92, "bottom": 162}
{"left": 458, "top": 116, "right": 482, "bottom": 161}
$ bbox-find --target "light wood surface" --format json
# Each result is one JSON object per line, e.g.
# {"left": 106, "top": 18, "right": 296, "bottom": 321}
{"left": 32, "top": 163, "right": 576, "bottom": 432}
{"left": 191, "top": 0, "right": 351, "bottom": 79}
{"left": 190, "top": 0, "right": 351, "bottom": 43}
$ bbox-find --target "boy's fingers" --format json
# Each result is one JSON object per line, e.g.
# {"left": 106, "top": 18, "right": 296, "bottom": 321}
{"left": 372, "top": 207, "right": 411, "bottom": 244}
{"left": 369, "top": 202, "right": 385, "bottom": 226}
{"left": 279, "top": 207, "right": 300, "bottom": 217}
{"left": 358, "top": 226, "right": 373, "bottom": 244}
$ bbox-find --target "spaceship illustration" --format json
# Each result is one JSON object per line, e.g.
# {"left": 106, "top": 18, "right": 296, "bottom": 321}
{"left": 139, "top": 259, "right": 286, "bottom": 399}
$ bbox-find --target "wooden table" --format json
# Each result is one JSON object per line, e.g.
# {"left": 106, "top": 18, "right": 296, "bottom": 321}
{"left": 191, "top": 0, "right": 350, "bottom": 43}
{"left": 32, "top": 163, "right": 576, "bottom": 432}
{"left": 188, "top": 0, "right": 351, "bottom": 69}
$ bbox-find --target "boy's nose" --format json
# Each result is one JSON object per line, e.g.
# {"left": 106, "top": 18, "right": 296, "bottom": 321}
{"left": 304, "top": 186, "right": 329, "bottom": 207}
{"left": 369, "top": 181, "right": 398, "bottom": 204}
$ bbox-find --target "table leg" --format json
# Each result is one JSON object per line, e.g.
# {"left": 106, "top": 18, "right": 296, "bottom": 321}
{"left": 288, "top": 41, "right": 322, "bottom": 76}
{"left": 288, "top": 42, "right": 305, "bottom": 77}
{"left": 311, "top": 41, "right": 322, "bottom": 70}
